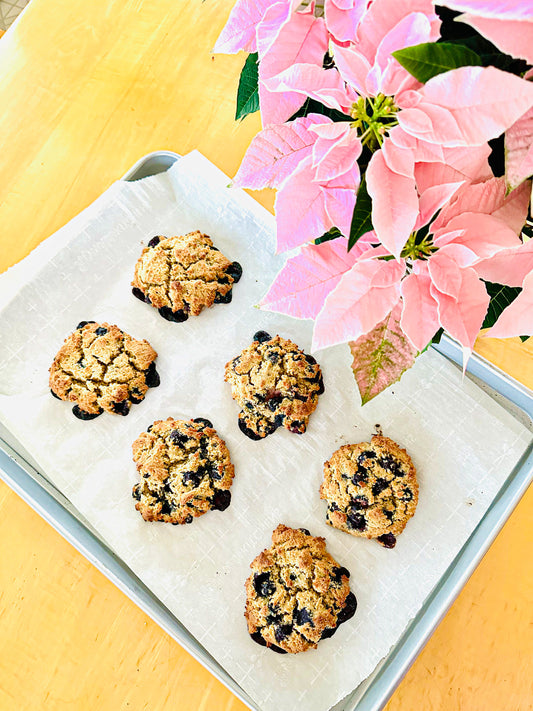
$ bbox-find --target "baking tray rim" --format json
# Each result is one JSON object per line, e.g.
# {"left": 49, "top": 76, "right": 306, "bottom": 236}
{"left": 0, "top": 149, "right": 531, "bottom": 711}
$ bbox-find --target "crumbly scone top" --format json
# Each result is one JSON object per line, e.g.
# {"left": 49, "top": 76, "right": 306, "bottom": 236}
{"left": 224, "top": 332, "right": 324, "bottom": 439}
{"left": 49, "top": 321, "right": 158, "bottom": 418}
{"left": 132, "top": 231, "right": 242, "bottom": 320}
{"left": 320, "top": 436, "right": 418, "bottom": 547}
{"left": 132, "top": 417, "right": 234, "bottom": 524}
{"left": 244, "top": 525, "right": 356, "bottom": 654}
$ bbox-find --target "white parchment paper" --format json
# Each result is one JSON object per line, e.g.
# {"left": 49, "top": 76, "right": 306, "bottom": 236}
{"left": 0, "top": 151, "right": 529, "bottom": 711}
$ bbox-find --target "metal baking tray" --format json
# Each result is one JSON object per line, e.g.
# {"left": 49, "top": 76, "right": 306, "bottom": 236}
{"left": 1, "top": 150, "right": 532, "bottom": 711}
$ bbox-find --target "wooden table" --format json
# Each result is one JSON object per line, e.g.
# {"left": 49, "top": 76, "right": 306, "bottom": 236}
{"left": 0, "top": 2, "right": 531, "bottom": 709}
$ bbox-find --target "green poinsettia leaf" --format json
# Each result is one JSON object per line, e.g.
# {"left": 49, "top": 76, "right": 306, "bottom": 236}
{"left": 392, "top": 42, "right": 482, "bottom": 83}
{"left": 348, "top": 176, "right": 373, "bottom": 251}
{"left": 315, "top": 227, "right": 343, "bottom": 244}
{"left": 482, "top": 281, "right": 522, "bottom": 330}
{"left": 349, "top": 303, "right": 417, "bottom": 405}
{"left": 236, "top": 52, "right": 259, "bottom": 121}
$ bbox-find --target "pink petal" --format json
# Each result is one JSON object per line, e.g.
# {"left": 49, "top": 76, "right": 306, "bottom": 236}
{"left": 413, "top": 66, "right": 533, "bottom": 146}
{"left": 312, "top": 127, "right": 362, "bottom": 182}
{"left": 312, "top": 257, "right": 405, "bottom": 350}
{"left": 441, "top": 144, "right": 492, "bottom": 181}
{"left": 333, "top": 44, "right": 372, "bottom": 95}
{"left": 459, "top": 15, "right": 533, "bottom": 64}
{"left": 487, "top": 270, "right": 533, "bottom": 338}
{"left": 431, "top": 177, "right": 530, "bottom": 233}
{"left": 428, "top": 251, "right": 490, "bottom": 351}
{"left": 414, "top": 161, "right": 466, "bottom": 194}
{"left": 440, "top": 1, "right": 531, "bottom": 20}
{"left": 366, "top": 149, "right": 420, "bottom": 257}
{"left": 400, "top": 266, "right": 440, "bottom": 351}
{"left": 265, "top": 63, "right": 356, "bottom": 114}
{"left": 415, "top": 181, "right": 465, "bottom": 229}
{"left": 324, "top": 0, "right": 366, "bottom": 43}
{"left": 260, "top": 236, "right": 371, "bottom": 318}
{"left": 274, "top": 157, "right": 331, "bottom": 252}
{"left": 433, "top": 212, "right": 522, "bottom": 262}
{"left": 505, "top": 107, "right": 533, "bottom": 191}
{"left": 381, "top": 137, "right": 415, "bottom": 178}
{"left": 355, "top": 0, "right": 439, "bottom": 61}
{"left": 256, "top": 2, "right": 292, "bottom": 59}
{"left": 233, "top": 114, "right": 329, "bottom": 190}
{"left": 259, "top": 13, "right": 329, "bottom": 124}
{"left": 474, "top": 239, "right": 533, "bottom": 287}
{"left": 214, "top": 0, "right": 279, "bottom": 53}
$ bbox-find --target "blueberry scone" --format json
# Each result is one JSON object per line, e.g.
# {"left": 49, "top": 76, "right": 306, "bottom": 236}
{"left": 245, "top": 525, "right": 357, "bottom": 653}
{"left": 131, "top": 231, "right": 242, "bottom": 322}
{"left": 49, "top": 321, "right": 159, "bottom": 420}
{"left": 132, "top": 417, "right": 234, "bottom": 524}
{"left": 320, "top": 436, "right": 418, "bottom": 548}
{"left": 224, "top": 331, "right": 324, "bottom": 440}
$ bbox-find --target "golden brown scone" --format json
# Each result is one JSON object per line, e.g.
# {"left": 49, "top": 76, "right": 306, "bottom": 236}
{"left": 224, "top": 331, "right": 324, "bottom": 440}
{"left": 131, "top": 231, "right": 242, "bottom": 321}
{"left": 320, "top": 436, "right": 418, "bottom": 548}
{"left": 49, "top": 321, "right": 159, "bottom": 419}
{"left": 244, "top": 525, "right": 357, "bottom": 654}
{"left": 132, "top": 417, "right": 234, "bottom": 524}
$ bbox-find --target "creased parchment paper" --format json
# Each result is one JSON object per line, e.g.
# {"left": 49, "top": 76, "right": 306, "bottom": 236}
{"left": 0, "top": 151, "right": 529, "bottom": 711}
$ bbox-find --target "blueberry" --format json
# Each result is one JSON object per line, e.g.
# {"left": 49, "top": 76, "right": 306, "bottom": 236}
{"left": 329, "top": 502, "right": 340, "bottom": 512}
{"left": 305, "top": 354, "right": 317, "bottom": 366}
{"left": 147, "top": 424, "right": 153, "bottom": 433}
{"left": 112, "top": 400, "right": 130, "bottom": 416}
{"left": 253, "top": 330, "right": 271, "bottom": 344}
{"left": 380, "top": 455, "right": 403, "bottom": 476}
{"left": 372, "top": 478, "right": 389, "bottom": 496}
{"left": 273, "top": 414, "right": 284, "bottom": 428}
{"left": 214, "top": 290, "right": 232, "bottom": 304}
{"left": 269, "top": 644, "right": 288, "bottom": 654}
{"left": 193, "top": 417, "right": 213, "bottom": 429}
{"left": 294, "top": 608, "right": 313, "bottom": 627}
{"left": 352, "top": 464, "right": 369, "bottom": 485}
{"left": 144, "top": 361, "right": 160, "bottom": 388}
{"left": 298, "top": 528, "right": 311, "bottom": 536}
{"left": 129, "top": 388, "right": 144, "bottom": 404}
{"left": 184, "top": 514, "right": 193, "bottom": 524}
{"left": 182, "top": 470, "right": 204, "bottom": 488}
{"left": 132, "top": 287, "right": 151, "bottom": 304}
{"left": 213, "top": 489, "right": 231, "bottom": 511}
{"left": 160, "top": 499, "right": 173, "bottom": 515}
{"left": 76, "top": 321, "right": 96, "bottom": 330}
{"left": 288, "top": 421, "right": 305, "bottom": 434}
{"left": 317, "top": 374, "right": 325, "bottom": 395}
{"left": 274, "top": 624, "right": 293, "bottom": 643}
{"left": 132, "top": 484, "right": 141, "bottom": 501}
{"left": 350, "top": 496, "right": 369, "bottom": 510}
{"left": 321, "top": 626, "right": 337, "bottom": 640}
{"left": 346, "top": 512, "right": 367, "bottom": 531}
{"left": 331, "top": 566, "right": 350, "bottom": 584}
{"left": 50, "top": 389, "right": 61, "bottom": 400}
{"left": 267, "top": 604, "right": 283, "bottom": 625}
{"left": 72, "top": 405, "right": 102, "bottom": 420}
{"left": 226, "top": 261, "right": 243, "bottom": 283}
{"left": 266, "top": 395, "right": 283, "bottom": 411}
{"left": 158, "top": 306, "right": 188, "bottom": 322}
{"left": 218, "top": 275, "right": 231, "bottom": 285}
{"left": 384, "top": 509, "right": 395, "bottom": 522}
{"left": 238, "top": 416, "right": 263, "bottom": 440}
{"left": 402, "top": 488, "right": 414, "bottom": 502}
{"left": 253, "top": 573, "right": 276, "bottom": 598}
{"left": 266, "top": 351, "right": 280, "bottom": 363}
{"left": 377, "top": 533, "right": 397, "bottom": 548}
{"left": 170, "top": 430, "right": 189, "bottom": 446}
{"left": 357, "top": 450, "right": 376, "bottom": 464}
{"left": 337, "top": 591, "right": 357, "bottom": 624}
{"left": 148, "top": 235, "right": 161, "bottom": 247}
{"left": 293, "top": 393, "right": 308, "bottom": 402}
{"left": 94, "top": 327, "right": 108, "bottom": 336}
{"left": 250, "top": 631, "right": 267, "bottom": 647}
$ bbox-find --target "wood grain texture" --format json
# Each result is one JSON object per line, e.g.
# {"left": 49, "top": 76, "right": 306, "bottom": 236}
{"left": 0, "top": 1, "right": 531, "bottom": 710}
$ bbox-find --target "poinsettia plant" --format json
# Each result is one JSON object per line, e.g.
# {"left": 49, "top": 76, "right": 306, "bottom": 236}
{"left": 215, "top": 0, "right": 533, "bottom": 403}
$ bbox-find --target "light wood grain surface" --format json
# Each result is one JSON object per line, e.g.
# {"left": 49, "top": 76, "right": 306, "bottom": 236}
{"left": 0, "top": 2, "right": 531, "bottom": 710}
